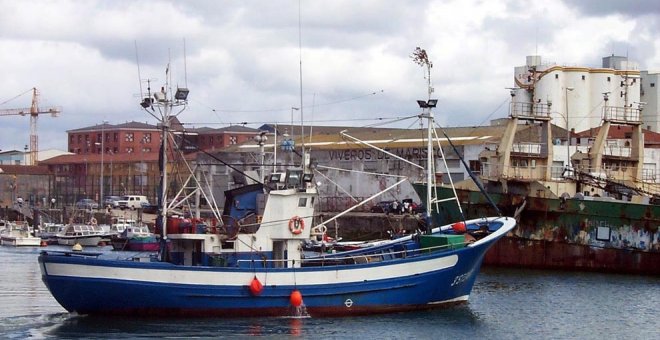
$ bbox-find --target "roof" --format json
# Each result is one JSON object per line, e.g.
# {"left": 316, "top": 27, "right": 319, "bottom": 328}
{"left": 222, "top": 124, "right": 508, "bottom": 152}
{"left": 0, "top": 165, "right": 51, "bottom": 175}
{"left": 67, "top": 121, "right": 158, "bottom": 133}
{"left": 575, "top": 126, "right": 660, "bottom": 147}
{"left": 40, "top": 151, "right": 197, "bottom": 165}
{"left": 193, "top": 125, "right": 260, "bottom": 134}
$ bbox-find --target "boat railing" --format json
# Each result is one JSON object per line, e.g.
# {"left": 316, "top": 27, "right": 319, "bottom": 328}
{"left": 510, "top": 101, "right": 552, "bottom": 119}
{"left": 603, "top": 144, "right": 632, "bottom": 157}
{"left": 480, "top": 162, "right": 566, "bottom": 181}
{"left": 511, "top": 142, "right": 543, "bottom": 155}
{"left": 603, "top": 106, "right": 641, "bottom": 123}
{"left": 236, "top": 241, "right": 469, "bottom": 268}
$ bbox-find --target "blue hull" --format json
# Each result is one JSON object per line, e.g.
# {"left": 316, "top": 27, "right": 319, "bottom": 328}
{"left": 39, "top": 240, "right": 496, "bottom": 317}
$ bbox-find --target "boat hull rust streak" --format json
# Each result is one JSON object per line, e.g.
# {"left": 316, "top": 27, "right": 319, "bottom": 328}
{"left": 38, "top": 238, "right": 495, "bottom": 317}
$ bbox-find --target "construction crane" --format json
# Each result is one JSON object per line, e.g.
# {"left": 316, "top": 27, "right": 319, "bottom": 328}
{"left": 0, "top": 88, "right": 61, "bottom": 165}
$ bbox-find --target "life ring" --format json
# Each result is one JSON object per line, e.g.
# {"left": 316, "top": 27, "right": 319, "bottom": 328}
{"left": 90, "top": 217, "right": 98, "bottom": 226}
{"left": 288, "top": 216, "right": 305, "bottom": 235}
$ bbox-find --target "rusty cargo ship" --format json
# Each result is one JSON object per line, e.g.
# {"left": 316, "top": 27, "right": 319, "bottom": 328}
{"left": 414, "top": 99, "right": 659, "bottom": 275}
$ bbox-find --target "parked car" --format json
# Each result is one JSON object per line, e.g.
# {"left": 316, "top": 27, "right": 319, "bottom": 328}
{"left": 370, "top": 200, "right": 396, "bottom": 214}
{"left": 116, "top": 195, "right": 150, "bottom": 210}
{"left": 103, "top": 195, "right": 122, "bottom": 208}
{"left": 75, "top": 198, "right": 99, "bottom": 210}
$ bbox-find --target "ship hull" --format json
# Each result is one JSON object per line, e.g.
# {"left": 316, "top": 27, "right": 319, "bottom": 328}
{"left": 39, "top": 244, "right": 482, "bottom": 317}
{"left": 413, "top": 184, "right": 660, "bottom": 275}
{"left": 38, "top": 217, "right": 516, "bottom": 317}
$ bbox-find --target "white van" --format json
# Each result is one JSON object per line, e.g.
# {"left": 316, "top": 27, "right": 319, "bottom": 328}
{"left": 116, "top": 195, "right": 150, "bottom": 210}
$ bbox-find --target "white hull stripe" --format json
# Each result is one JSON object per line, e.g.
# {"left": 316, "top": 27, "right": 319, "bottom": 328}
{"left": 45, "top": 254, "right": 459, "bottom": 287}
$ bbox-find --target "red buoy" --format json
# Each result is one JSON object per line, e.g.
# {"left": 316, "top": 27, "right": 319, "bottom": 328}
{"left": 249, "top": 276, "right": 263, "bottom": 296}
{"left": 290, "top": 289, "right": 302, "bottom": 307}
{"left": 452, "top": 221, "right": 467, "bottom": 233}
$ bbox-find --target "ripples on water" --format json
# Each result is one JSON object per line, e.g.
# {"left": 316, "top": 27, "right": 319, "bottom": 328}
{"left": 1, "top": 246, "right": 657, "bottom": 339}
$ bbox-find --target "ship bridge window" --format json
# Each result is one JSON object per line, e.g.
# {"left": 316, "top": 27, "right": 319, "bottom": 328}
{"left": 298, "top": 197, "right": 307, "bottom": 207}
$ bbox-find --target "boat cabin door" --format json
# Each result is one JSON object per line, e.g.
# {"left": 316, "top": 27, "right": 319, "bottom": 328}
{"left": 272, "top": 241, "right": 286, "bottom": 268}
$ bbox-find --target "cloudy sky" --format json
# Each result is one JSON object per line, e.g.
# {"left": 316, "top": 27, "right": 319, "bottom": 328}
{"left": 1, "top": 0, "right": 658, "bottom": 152}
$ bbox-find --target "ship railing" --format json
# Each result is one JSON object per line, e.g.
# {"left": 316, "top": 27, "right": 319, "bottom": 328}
{"left": 480, "top": 162, "right": 567, "bottom": 181}
{"left": 510, "top": 101, "right": 552, "bottom": 119}
{"left": 603, "top": 106, "right": 641, "bottom": 123}
{"left": 641, "top": 168, "right": 658, "bottom": 183}
{"left": 302, "top": 242, "right": 470, "bottom": 267}
{"left": 238, "top": 241, "right": 470, "bottom": 268}
{"left": 511, "top": 142, "right": 543, "bottom": 155}
{"left": 603, "top": 144, "right": 632, "bottom": 157}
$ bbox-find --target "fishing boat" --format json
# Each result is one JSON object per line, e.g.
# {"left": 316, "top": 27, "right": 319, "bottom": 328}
{"left": 0, "top": 221, "right": 41, "bottom": 247}
{"left": 39, "top": 52, "right": 515, "bottom": 317}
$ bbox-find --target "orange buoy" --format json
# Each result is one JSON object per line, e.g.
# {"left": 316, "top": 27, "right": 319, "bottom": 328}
{"left": 249, "top": 276, "right": 263, "bottom": 296}
{"left": 452, "top": 221, "right": 467, "bottom": 233}
{"left": 289, "top": 289, "right": 302, "bottom": 307}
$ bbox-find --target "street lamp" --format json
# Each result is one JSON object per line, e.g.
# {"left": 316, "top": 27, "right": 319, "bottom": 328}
{"left": 564, "top": 87, "right": 574, "bottom": 169}
{"left": 100, "top": 121, "right": 108, "bottom": 207}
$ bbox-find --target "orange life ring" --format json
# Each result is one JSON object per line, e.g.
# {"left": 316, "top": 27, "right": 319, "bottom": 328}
{"left": 288, "top": 216, "right": 304, "bottom": 235}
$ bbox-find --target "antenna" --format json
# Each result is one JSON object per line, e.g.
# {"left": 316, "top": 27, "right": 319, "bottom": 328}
{"left": 135, "top": 41, "right": 144, "bottom": 97}
{"left": 298, "top": 0, "right": 305, "bottom": 162}
{"left": 183, "top": 38, "right": 188, "bottom": 88}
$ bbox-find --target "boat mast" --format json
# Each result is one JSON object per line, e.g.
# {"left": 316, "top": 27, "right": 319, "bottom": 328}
{"left": 139, "top": 69, "right": 189, "bottom": 261}
{"left": 412, "top": 47, "right": 437, "bottom": 233}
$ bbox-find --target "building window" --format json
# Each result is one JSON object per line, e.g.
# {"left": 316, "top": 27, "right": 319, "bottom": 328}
{"left": 126, "top": 147, "right": 134, "bottom": 153}
{"left": 114, "top": 147, "right": 118, "bottom": 153}
{"left": 142, "top": 147, "right": 151, "bottom": 153}
{"left": 555, "top": 74, "right": 558, "bottom": 79}
{"left": 70, "top": 135, "right": 74, "bottom": 143}
{"left": 581, "top": 75, "right": 585, "bottom": 80}
{"left": 229, "top": 136, "right": 237, "bottom": 144}
{"left": 143, "top": 133, "right": 151, "bottom": 143}
{"left": 607, "top": 77, "right": 611, "bottom": 82}
{"left": 125, "top": 133, "right": 134, "bottom": 142}
{"left": 114, "top": 133, "right": 118, "bottom": 142}
{"left": 97, "top": 133, "right": 102, "bottom": 142}
{"left": 77, "top": 135, "right": 81, "bottom": 143}
{"left": 651, "top": 83, "right": 656, "bottom": 87}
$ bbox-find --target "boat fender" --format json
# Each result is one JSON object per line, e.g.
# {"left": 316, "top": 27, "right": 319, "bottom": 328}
{"left": 452, "top": 222, "right": 466, "bottom": 234}
{"left": 290, "top": 290, "right": 303, "bottom": 307}
{"left": 288, "top": 216, "right": 305, "bottom": 235}
{"left": 90, "top": 217, "right": 97, "bottom": 226}
{"left": 249, "top": 276, "right": 263, "bottom": 296}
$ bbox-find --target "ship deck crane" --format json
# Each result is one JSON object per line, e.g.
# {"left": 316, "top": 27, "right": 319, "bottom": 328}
{"left": 0, "top": 88, "right": 61, "bottom": 165}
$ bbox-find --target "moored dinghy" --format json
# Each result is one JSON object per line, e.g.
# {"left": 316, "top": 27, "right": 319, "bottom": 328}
{"left": 39, "top": 51, "right": 515, "bottom": 317}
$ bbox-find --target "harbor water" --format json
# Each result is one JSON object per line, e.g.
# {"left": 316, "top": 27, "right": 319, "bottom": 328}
{"left": 1, "top": 245, "right": 657, "bottom": 339}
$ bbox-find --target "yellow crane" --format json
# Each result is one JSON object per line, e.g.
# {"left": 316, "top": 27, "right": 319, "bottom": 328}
{"left": 0, "top": 88, "right": 61, "bottom": 165}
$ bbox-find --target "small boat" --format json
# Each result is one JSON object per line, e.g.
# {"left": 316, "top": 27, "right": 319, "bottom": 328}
{"left": 39, "top": 53, "right": 515, "bottom": 317}
{"left": 36, "top": 223, "right": 67, "bottom": 245}
{"left": 1, "top": 221, "right": 42, "bottom": 247}
{"left": 111, "top": 224, "right": 160, "bottom": 252}
{"left": 56, "top": 223, "right": 103, "bottom": 247}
